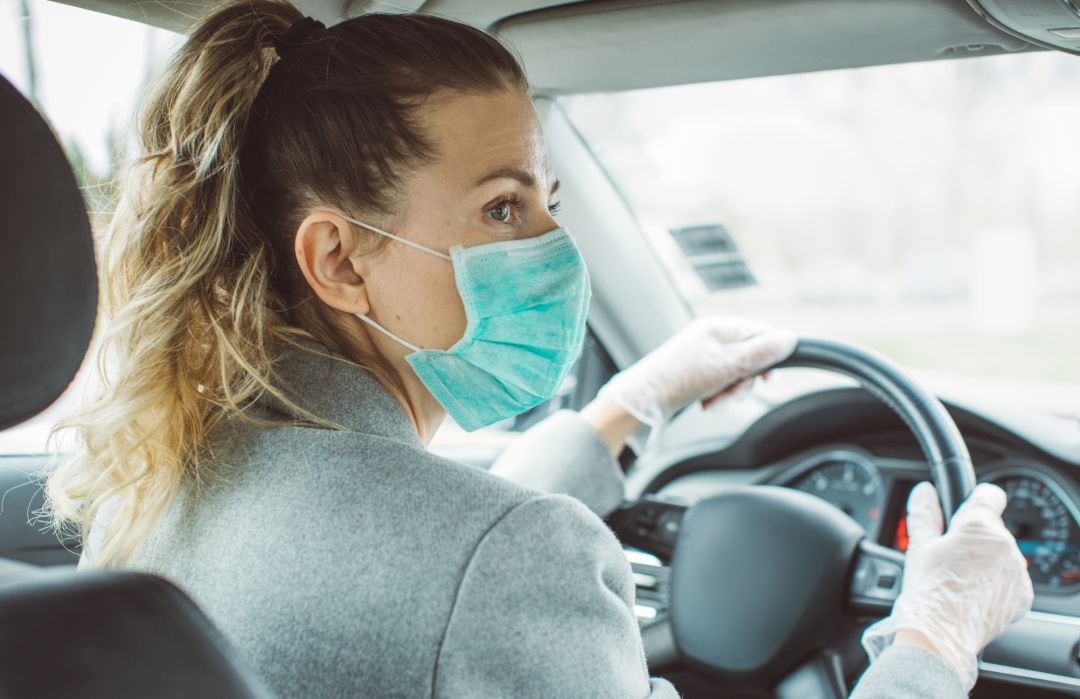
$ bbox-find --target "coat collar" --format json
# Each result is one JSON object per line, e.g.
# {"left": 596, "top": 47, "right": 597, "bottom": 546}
{"left": 257, "top": 336, "right": 423, "bottom": 448}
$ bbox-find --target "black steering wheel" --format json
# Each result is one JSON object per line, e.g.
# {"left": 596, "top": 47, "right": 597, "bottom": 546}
{"left": 608, "top": 337, "right": 977, "bottom": 697}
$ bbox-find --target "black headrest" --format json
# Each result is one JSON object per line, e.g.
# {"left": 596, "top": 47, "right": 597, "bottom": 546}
{"left": 0, "top": 71, "right": 98, "bottom": 430}
{"left": 0, "top": 564, "right": 273, "bottom": 698}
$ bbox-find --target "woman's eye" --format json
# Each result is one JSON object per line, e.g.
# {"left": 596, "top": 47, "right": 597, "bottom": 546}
{"left": 486, "top": 201, "right": 512, "bottom": 223}
{"left": 548, "top": 200, "right": 562, "bottom": 215}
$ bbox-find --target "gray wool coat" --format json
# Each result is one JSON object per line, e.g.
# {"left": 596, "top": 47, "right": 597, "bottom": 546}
{"left": 82, "top": 338, "right": 965, "bottom": 698}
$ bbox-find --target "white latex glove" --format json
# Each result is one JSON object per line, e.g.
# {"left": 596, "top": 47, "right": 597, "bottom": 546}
{"left": 596, "top": 316, "right": 797, "bottom": 427}
{"left": 861, "top": 481, "right": 1034, "bottom": 692}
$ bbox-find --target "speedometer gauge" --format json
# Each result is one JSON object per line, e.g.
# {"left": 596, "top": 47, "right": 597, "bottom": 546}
{"left": 985, "top": 468, "right": 1080, "bottom": 591}
{"left": 789, "top": 451, "right": 885, "bottom": 534}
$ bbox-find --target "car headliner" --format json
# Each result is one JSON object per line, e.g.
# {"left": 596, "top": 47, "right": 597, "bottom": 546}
{"left": 54, "top": 0, "right": 1038, "bottom": 93}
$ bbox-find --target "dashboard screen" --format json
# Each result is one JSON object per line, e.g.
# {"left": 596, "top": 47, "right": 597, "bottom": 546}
{"left": 889, "top": 480, "right": 916, "bottom": 553}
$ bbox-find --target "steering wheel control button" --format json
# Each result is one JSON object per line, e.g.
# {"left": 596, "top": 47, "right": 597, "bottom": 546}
{"left": 850, "top": 541, "right": 906, "bottom": 613}
{"left": 606, "top": 498, "right": 686, "bottom": 559}
{"left": 659, "top": 511, "right": 681, "bottom": 535}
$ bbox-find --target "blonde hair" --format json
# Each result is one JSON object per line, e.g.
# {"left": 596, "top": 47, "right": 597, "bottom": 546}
{"left": 46, "top": 0, "right": 530, "bottom": 567}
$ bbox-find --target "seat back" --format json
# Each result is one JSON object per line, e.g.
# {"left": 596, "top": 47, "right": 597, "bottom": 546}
{"left": 0, "top": 562, "right": 272, "bottom": 698}
{"left": 0, "top": 69, "right": 273, "bottom": 698}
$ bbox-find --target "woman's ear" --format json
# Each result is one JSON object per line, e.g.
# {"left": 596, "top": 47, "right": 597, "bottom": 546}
{"left": 293, "top": 211, "right": 372, "bottom": 315}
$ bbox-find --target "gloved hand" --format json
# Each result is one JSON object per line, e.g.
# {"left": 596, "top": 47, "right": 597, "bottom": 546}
{"left": 596, "top": 317, "right": 797, "bottom": 427}
{"left": 862, "top": 481, "right": 1034, "bottom": 692}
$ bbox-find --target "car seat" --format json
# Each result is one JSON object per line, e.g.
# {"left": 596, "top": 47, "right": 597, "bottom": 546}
{"left": 0, "top": 69, "right": 273, "bottom": 699}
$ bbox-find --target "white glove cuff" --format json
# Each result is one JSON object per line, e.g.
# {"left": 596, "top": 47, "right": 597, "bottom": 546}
{"left": 624, "top": 420, "right": 655, "bottom": 456}
{"left": 861, "top": 614, "right": 977, "bottom": 692}
{"left": 596, "top": 378, "right": 668, "bottom": 428}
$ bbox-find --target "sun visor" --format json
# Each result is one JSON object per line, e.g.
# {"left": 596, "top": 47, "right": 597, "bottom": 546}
{"left": 496, "top": 0, "right": 1035, "bottom": 94}
{"left": 967, "top": 0, "right": 1080, "bottom": 53}
{"left": 0, "top": 72, "right": 97, "bottom": 430}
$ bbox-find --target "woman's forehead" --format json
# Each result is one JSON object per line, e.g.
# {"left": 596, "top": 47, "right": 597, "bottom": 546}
{"left": 421, "top": 91, "right": 555, "bottom": 190}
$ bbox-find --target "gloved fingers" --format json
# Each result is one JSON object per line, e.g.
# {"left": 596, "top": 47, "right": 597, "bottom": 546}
{"left": 694, "top": 315, "right": 774, "bottom": 343}
{"left": 602, "top": 317, "right": 795, "bottom": 429}
{"left": 702, "top": 378, "right": 755, "bottom": 408}
{"left": 1008, "top": 574, "right": 1036, "bottom": 625}
{"left": 724, "top": 329, "right": 799, "bottom": 377}
{"left": 952, "top": 482, "right": 1008, "bottom": 521}
{"left": 905, "top": 481, "right": 944, "bottom": 546}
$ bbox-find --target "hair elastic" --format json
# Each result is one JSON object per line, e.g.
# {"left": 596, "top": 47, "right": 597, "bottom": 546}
{"left": 273, "top": 16, "right": 328, "bottom": 58}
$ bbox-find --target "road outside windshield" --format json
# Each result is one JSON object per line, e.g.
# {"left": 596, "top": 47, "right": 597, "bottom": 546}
{"left": 561, "top": 52, "right": 1080, "bottom": 418}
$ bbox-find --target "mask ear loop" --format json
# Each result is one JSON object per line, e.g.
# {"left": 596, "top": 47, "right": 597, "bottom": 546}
{"left": 305, "top": 209, "right": 451, "bottom": 351}
{"left": 354, "top": 313, "right": 423, "bottom": 353}
{"left": 309, "top": 208, "right": 452, "bottom": 261}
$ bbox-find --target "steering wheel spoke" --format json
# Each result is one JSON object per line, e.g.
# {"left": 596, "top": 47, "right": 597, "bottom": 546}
{"left": 775, "top": 651, "right": 847, "bottom": 699}
{"left": 848, "top": 540, "right": 905, "bottom": 617}
{"left": 605, "top": 497, "right": 686, "bottom": 560}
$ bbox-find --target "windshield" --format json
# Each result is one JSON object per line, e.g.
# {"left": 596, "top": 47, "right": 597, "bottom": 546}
{"left": 560, "top": 52, "right": 1080, "bottom": 418}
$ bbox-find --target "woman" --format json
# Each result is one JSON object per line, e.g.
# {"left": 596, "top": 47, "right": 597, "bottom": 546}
{"left": 48, "top": 2, "right": 1032, "bottom": 697}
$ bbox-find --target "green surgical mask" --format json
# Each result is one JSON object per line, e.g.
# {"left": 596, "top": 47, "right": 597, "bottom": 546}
{"left": 327, "top": 212, "right": 592, "bottom": 431}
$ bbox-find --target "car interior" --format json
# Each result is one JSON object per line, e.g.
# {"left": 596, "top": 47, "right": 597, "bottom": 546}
{"left": 2, "top": 1, "right": 1079, "bottom": 697}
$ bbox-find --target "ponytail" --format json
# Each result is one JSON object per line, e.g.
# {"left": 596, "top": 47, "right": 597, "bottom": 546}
{"left": 46, "top": 1, "right": 530, "bottom": 568}
{"left": 47, "top": 0, "right": 315, "bottom": 568}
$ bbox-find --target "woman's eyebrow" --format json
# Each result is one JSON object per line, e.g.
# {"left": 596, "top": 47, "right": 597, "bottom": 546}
{"left": 473, "top": 167, "right": 561, "bottom": 195}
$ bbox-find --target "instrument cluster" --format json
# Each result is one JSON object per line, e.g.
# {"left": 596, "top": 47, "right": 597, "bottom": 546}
{"left": 779, "top": 449, "right": 1080, "bottom": 593}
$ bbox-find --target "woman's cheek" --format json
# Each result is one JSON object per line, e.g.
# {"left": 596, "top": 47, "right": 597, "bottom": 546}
{"left": 380, "top": 251, "right": 466, "bottom": 351}
{"left": 424, "top": 263, "right": 468, "bottom": 349}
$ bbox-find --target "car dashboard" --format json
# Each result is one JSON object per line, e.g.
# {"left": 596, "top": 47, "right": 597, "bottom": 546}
{"left": 615, "top": 386, "right": 1080, "bottom": 696}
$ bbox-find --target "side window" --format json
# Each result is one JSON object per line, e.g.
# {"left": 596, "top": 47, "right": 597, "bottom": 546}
{"left": 0, "top": 1, "right": 180, "bottom": 456}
